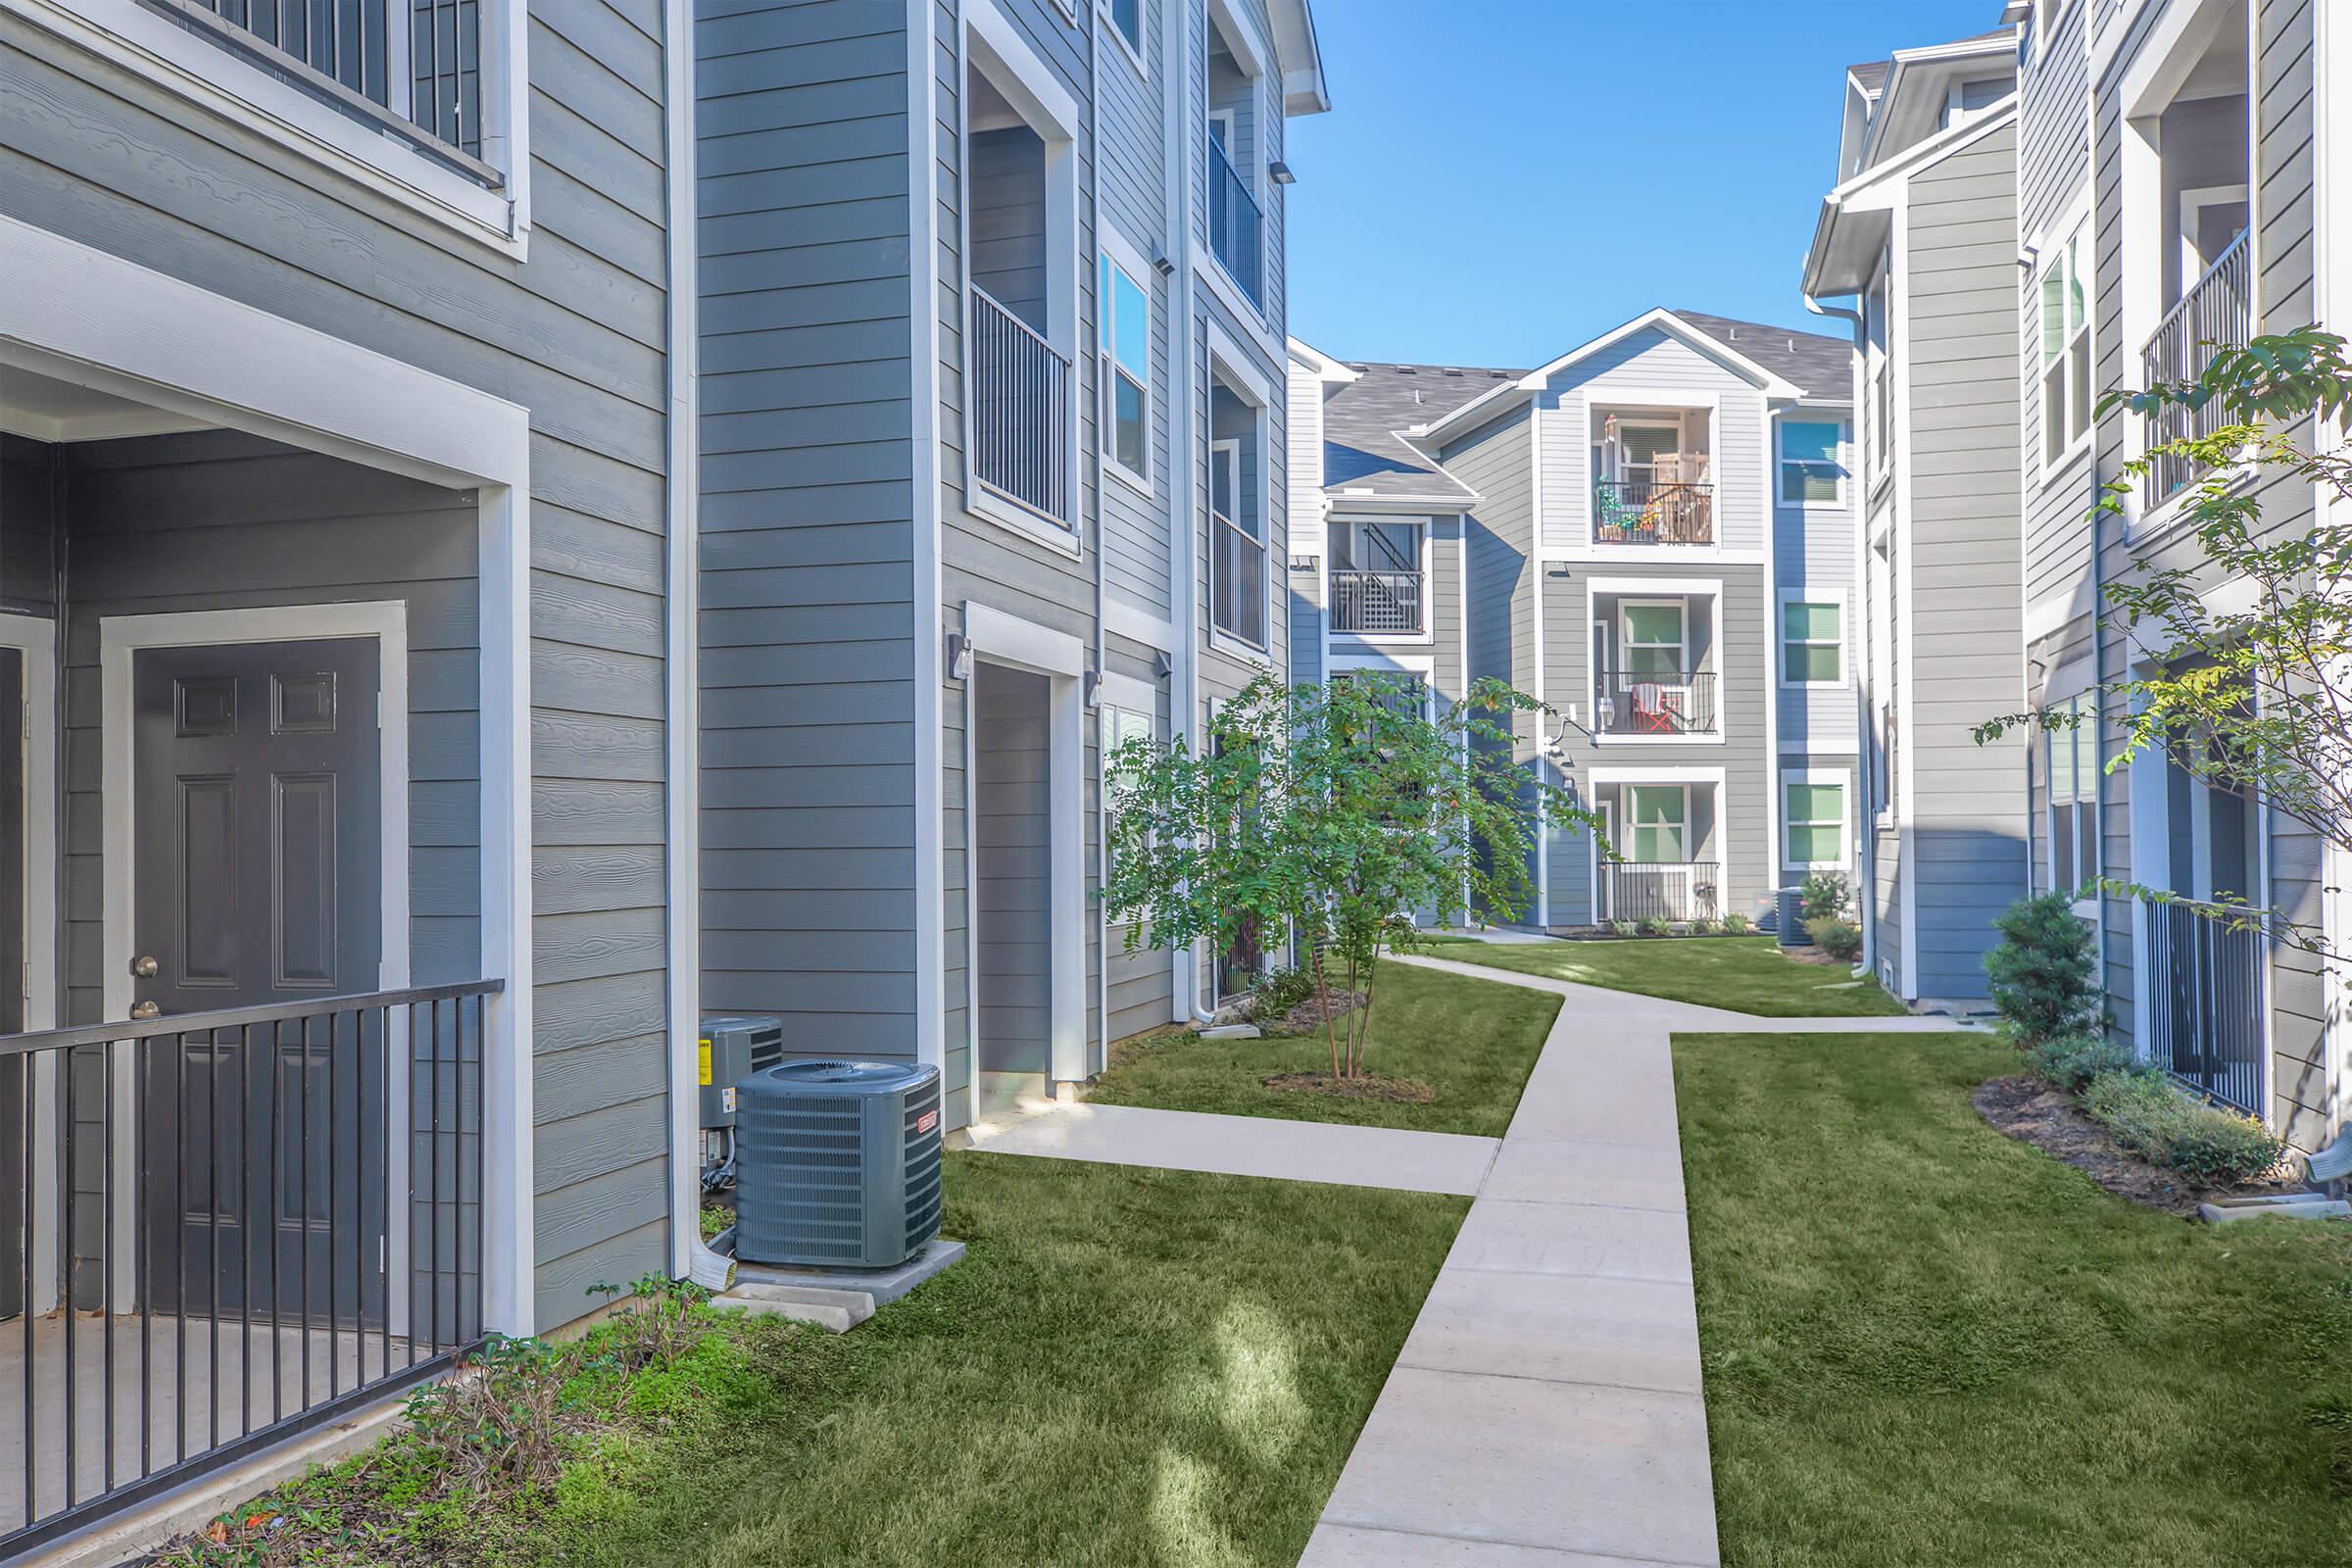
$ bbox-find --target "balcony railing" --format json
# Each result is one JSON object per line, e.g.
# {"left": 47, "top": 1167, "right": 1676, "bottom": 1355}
{"left": 1593, "top": 671, "right": 1718, "bottom": 737}
{"left": 1212, "top": 505, "right": 1267, "bottom": 649}
{"left": 1593, "top": 481, "right": 1713, "bottom": 545}
{"left": 159, "top": 0, "right": 493, "bottom": 177}
{"left": 969, "top": 285, "right": 1072, "bottom": 525}
{"left": 2140, "top": 229, "right": 2251, "bottom": 509}
{"left": 1207, "top": 138, "right": 1263, "bottom": 308}
{"left": 1330, "top": 569, "right": 1424, "bottom": 636}
{"left": 1597, "top": 861, "right": 1722, "bottom": 924}
{"left": 0, "top": 980, "right": 499, "bottom": 1556}
{"left": 2144, "top": 899, "right": 2263, "bottom": 1115}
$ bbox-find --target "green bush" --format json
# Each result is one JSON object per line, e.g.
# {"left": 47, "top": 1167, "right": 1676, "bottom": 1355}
{"left": 1798, "top": 871, "right": 1852, "bottom": 922}
{"left": 1985, "top": 893, "right": 2101, "bottom": 1045}
{"left": 1805, "top": 915, "right": 1862, "bottom": 960}
{"left": 2081, "top": 1071, "right": 2286, "bottom": 1187}
{"left": 1604, "top": 918, "right": 1641, "bottom": 939}
{"left": 2025, "top": 1032, "right": 2141, "bottom": 1092}
{"left": 1247, "top": 963, "right": 1319, "bottom": 1023}
{"left": 1637, "top": 915, "right": 1674, "bottom": 937}
{"left": 1690, "top": 917, "right": 1723, "bottom": 936}
{"left": 1721, "top": 911, "right": 1752, "bottom": 935}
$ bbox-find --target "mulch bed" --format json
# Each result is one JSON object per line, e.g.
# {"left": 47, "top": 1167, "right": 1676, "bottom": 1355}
{"left": 1973, "top": 1075, "right": 2303, "bottom": 1218}
{"left": 1272, "top": 988, "right": 1363, "bottom": 1033}
{"left": 1262, "top": 1071, "right": 1435, "bottom": 1103}
{"left": 1780, "top": 944, "right": 1854, "bottom": 968}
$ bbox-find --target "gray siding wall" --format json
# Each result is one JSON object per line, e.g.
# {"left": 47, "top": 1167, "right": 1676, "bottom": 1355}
{"left": 972, "top": 662, "right": 1052, "bottom": 1097}
{"left": 1, "top": 437, "right": 58, "bottom": 617}
{"left": 1445, "top": 408, "right": 1537, "bottom": 913}
{"left": 1099, "top": 0, "right": 1173, "bottom": 623}
{"left": 696, "top": 3, "right": 920, "bottom": 1081}
{"left": 4, "top": 1, "right": 684, "bottom": 1330}
{"left": 1102, "top": 632, "right": 1172, "bottom": 1040}
{"left": 1901, "top": 118, "right": 2029, "bottom": 1001}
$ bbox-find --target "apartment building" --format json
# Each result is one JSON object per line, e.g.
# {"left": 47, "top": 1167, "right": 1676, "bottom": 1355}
{"left": 2005, "top": 0, "right": 2341, "bottom": 1152}
{"left": 1802, "top": 27, "right": 2032, "bottom": 1009}
{"left": 694, "top": 0, "right": 1328, "bottom": 1130}
{"left": 1286, "top": 311, "right": 1863, "bottom": 933}
{"left": 1, "top": 0, "right": 701, "bottom": 1547}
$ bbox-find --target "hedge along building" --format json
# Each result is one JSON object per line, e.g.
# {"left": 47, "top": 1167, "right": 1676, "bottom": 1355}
{"left": 694, "top": 0, "right": 1331, "bottom": 1131}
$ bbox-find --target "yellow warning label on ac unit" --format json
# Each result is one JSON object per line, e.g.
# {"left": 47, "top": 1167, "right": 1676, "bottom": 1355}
{"left": 698, "top": 1039, "right": 713, "bottom": 1086}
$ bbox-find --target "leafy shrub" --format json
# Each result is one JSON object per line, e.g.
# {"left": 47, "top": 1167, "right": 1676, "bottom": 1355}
{"left": 1605, "top": 918, "right": 1640, "bottom": 939}
{"left": 402, "top": 1335, "right": 574, "bottom": 1501}
{"left": 1721, "top": 911, "right": 1752, "bottom": 935}
{"left": 1805, "top": 915, "right": 1862, "bottom": 959}
{"left": 1248, "top": 964, "right": 1318, "bottom": 1024}
{"left": 1690, "top": 917, "right": 1723, "bottom": 936}
{"left": 2081, "top": 1071, "right": 2286, "bottom": 1187}
{"left": 1637, "top": 915, "right": 1674, "bottom": 937}
{"left": 1798, "top": 871, "right": 1852, "bottom": 922}
{"left": 588, "top": 1274, "right": 715, "bottom": 1374}
{"left": 2025, "top": 1032, "right": 2141, "bottom": 1093}
{"left": 1985, "top": 893, "right": 2100, "bottom": 1045}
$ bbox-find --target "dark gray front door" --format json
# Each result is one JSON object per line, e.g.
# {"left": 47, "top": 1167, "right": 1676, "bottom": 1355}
{"left": 1, "top": 644, "right": 23, "bottom": 1320}
{"left": 132, "top": 637, "right": 384, "bottom": 1328}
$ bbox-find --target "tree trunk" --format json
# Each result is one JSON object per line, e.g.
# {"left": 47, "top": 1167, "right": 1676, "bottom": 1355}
{"left": 1311, "top": 945, "right": 1340, "bottom": 1079}
{"left": 1350, "top": 951, "right": 1383, "bottom": 1077}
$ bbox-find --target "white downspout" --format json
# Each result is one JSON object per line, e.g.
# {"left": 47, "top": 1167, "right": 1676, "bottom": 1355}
{"left": 1165, "top": 0, "right": 1205, "bottom": 1022}
{"left": 1088, "top": 1, "right": 1111, "bottom": 1072}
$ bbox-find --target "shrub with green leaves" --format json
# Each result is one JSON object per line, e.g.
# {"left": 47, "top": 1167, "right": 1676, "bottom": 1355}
{"left": 1604, "top": 918, "right": 1640, "bottom": 939}
{"left": 1637, "top": 915, "right": 1674, "bottom": 937}
{"left": 1690, "top": 917, "right": 1723, "bottom": 936}
{"left": 2081, "top": 1071, "right": 2286, "bottom": 1187}
{"left": 2025, "top": 1032, "right": 2141, "bottom": 1093}
{"left": 1247, "top": 963, "right": 1318, "bottom": 1024}
{"left": 1805, "top": 916, "right": 1862, "bottom": 960}
{"left": 1721, "top": 911, "right": 1752, "bottom": 935}
{"left": 1798, "top": 871, "right": 1852, "bottom": 922}
{"left": 1985, "top": 893, "right": 2101, "bottom": 1045}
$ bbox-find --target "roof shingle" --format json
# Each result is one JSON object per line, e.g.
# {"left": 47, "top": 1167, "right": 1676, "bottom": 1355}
{"left": 1320, "top": 360, "right": 1520, "bottom": 501}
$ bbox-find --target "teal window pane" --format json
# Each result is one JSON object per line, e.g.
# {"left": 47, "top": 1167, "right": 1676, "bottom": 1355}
{"left": 1788, "top": 643, "right": 1840, "bottom": 683}
{"left": 1788, "top": 824, "right": 1838, "bottom": 863}
{"left": 1788, "top": 782, "right": 1842, "bottom": 824}
{"left": 1112, "top": 268, "right": 1149, "bottom": 376}
{"left": 1623, "top": 605, "right": 1684, "bottom": 645}
{"left": 1783, "top": 422, "right": 1838, "bottom": 464}
{"left": 1113, "top": 374, "right": 1145, "bottom": 472}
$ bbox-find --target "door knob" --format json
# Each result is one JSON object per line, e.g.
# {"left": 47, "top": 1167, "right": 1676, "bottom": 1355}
{"left": 129, "top": 1001, "right": 162, "bottom": 1020}
{"left": 129, "top": 955, "right": 159, "bottom": 979}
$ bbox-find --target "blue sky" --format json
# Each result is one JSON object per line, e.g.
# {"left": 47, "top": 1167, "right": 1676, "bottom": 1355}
{"left": 1284, "top": 0, "right": 1999, "bottom": 367}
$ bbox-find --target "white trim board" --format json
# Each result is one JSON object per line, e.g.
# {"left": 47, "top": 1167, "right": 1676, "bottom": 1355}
{"left": 1, "top": 612, "right": 62, "bottom": 1314}
{"left": 6, "top": 220, "right": 538, "bottom": 1334}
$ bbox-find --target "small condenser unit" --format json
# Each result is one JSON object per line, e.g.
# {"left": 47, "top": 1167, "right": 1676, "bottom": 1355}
{"left": 735, "top": 1059, "right": 944, "bottom": 1270}
{"left": 698, "top": 1015, "right": 783, "bottom": 1192}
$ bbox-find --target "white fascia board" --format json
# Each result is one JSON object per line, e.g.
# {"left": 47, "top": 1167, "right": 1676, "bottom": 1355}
{"left": 1288, "top": 336, "right": 1360, "bottom": 382}
{"left": 1326, "top": 490, "right": 1480, "bottom": 512}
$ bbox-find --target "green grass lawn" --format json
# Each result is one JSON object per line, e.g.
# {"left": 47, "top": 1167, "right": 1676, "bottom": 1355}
{"left": 1085, "top": 958, "right": 1563, "bottom": 1136}
{"left": 536, "top": 1152, "right": 1458, "bottom": 1568}
{"left": 1680, "top": 1030, "right": 2352, "bottom": 1567}
{"left": 1438, "top": 934, "right": 1910, "bottom": 1017}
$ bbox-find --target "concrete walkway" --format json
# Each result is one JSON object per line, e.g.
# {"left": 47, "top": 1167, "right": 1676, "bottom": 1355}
{"left": 966, "top": 1102, "right": 1498, "bottom": 1196}
{"left": 1298, "top": 952, "right": 1976, "bottom": 1568}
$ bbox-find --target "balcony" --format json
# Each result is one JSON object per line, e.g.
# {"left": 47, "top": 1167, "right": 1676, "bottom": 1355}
{"left": 162, "top": 0, "right": 492, "bottom": 178}
{"left": 1597, "top": 861, "right": 1722, "bottom": 924}
{"left": 1330, "top": 569, "right": 1424, "bottom": 636}
{"left": 1592, "top": 670, "right": 1718, "bottom": 738}
{"left": 969, "top": 284, "right": 1072, "bottom": 525}
{"left": 1207, "top": 138, "right": 1263, "bottom": 309}
{"left": 1593, "top": 480, "right": 1713, "bottom": 546}
{"left": 2, "top": 982, "right": 498, "bottom": 1555}
{"left": 2140, "top": 229, "right": 2251, "bottom": 509}
{"left": 2144, "top": 899, "right": 2263, "bottom": 1116}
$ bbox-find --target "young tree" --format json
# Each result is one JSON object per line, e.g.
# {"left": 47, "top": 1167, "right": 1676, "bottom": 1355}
{"left": 1977, "top": 326, "right": 2352, "bottom": 961}
{"left": 1102, "top": 672, "right": 1586, "bottom": 1081}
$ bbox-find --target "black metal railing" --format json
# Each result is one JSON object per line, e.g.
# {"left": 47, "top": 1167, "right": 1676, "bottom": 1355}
{"left": 2141, "top": 229, "right": 2250, "bottom": 509}
{"left": 1596, "top": 861, "right": 1722, "bottom": 924}
{"left": 0, "top": 980, "right": 499, "bottom": 1556}
{"left": 1592, "top": 481, "right": 1714, "bottom": 545}
{"left": 1207, "top": 138, "right": 1263, "bottom": 307}
{"left": 1330, "top": 569, "right": 1423, "bottom": 636}
{"left": 155, "top": 0, "right": 494, "bottom": 177}
{"left": 969, "top": 285, "right": 1072, "bottom": 525}
{"left": 2145, "top": 900, "right": 2263, "bottom": 1115}
{"left": 1593, "top": 670, "right": 1718, "bottom": 737}
{"left": 1212, "top": 506, "right": 1267, "bottom": 648}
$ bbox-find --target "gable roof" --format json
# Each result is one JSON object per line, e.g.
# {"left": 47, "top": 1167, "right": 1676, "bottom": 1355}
{"left": 1672, "top": 311, "right": 1851, "bottom": 402}
{"left": 1322, "top": 360, "right": 1519, "bottom": 502}
{"left": 1406, "top": 307, "right": 1811, "bottom": 448}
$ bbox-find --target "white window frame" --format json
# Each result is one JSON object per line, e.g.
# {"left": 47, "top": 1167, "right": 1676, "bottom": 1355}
{"left": 1098, "top": 224, "right": 1155, "bottom": 497}
{"left": 2037, "top": 221, "right": 2094, "bottom": 470}
{"left": 1778, "top": 590, "right": 1848, "bottom": 689}
{"left": 1618, "top": 598, "right": 1690, "bottom": 679}
{"left": 1100, "top": 0, "right": 1148, "bottom": 79}
{"left": 1777, "top": 416, "right": 1847, "bottom": 508}
{"left": 957, "top": 0, "right": 1086, "bottom": 554}
{"left": 1784, "top": 768, "right": 1851, "bottom": 871}
{"left": 19, "top": 0, "right": 528, "bottom": 255}
{"left": 1624, "top": 783, "right": 1691, "bottom": 864}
